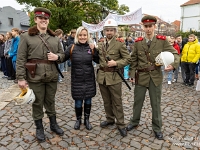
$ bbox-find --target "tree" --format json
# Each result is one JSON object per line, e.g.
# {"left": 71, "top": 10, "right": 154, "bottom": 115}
{"left": 16, "top": 0, "right": 129, "bottom": 33}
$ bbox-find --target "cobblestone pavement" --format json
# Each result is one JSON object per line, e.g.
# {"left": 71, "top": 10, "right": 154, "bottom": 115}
{"left": 0, "top": 70, "right": 199, "bottom": 150}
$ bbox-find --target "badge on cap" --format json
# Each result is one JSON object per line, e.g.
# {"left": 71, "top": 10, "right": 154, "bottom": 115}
{"left": 42, "top": 12, "right": 45, "bottom": 15}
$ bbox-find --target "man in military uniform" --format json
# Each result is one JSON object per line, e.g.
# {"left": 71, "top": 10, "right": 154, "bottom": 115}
{"left": 16, "top": 7, "right": 65, "bottom": 142}
{"left": 127, "top": 15, "right": 180, "bottom": 140}
{"left": 97, "top": 19, "right": 131, "bottom": 137}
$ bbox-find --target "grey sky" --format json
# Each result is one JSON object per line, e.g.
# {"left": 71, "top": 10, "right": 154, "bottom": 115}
{"left": 118, "top": 0, "right": 187, "bottom": 22}
{"left": 3, "top": 0, "right": 188, "bottom": 22}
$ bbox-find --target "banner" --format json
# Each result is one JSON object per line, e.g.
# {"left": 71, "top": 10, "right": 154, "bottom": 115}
{"left": 82, "top": 8, "right": 142, "bottom": 33}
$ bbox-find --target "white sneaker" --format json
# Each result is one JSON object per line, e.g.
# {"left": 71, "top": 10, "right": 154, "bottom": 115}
{"left": 172, "top": 79, "right": 177, "bottom": 83}
{"left": 168, "top": 81, "right": 171, "bottom": 84}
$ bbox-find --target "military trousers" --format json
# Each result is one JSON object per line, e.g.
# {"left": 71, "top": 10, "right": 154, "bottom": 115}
{"left": 28, "top": 81, "right": 57, "bottom": 120}
{"left": 99, "top": 82, "right": 125, "bottom": 129}
{"left": 130, "top": 78, "right": 162, "bottom": 132}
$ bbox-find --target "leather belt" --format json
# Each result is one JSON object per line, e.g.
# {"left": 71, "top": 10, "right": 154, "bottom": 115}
{"left": 27, "top": 59, "right": 54, "bottom": 64}
{"left": 137, "top": 65, "right": 158, "bottom": 72}
{"left": 99, "top": 67, "right": 117, "bottom": 72}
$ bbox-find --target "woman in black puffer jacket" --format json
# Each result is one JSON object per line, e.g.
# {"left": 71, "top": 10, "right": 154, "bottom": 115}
{"left": 0, "top": 33, "right": 6, "bottom": 77}
{"left": 64, "top": 26, "right": 99, "bottom": 131}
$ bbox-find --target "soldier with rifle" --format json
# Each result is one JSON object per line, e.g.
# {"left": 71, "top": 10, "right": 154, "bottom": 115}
{"left": 96, "top": 18, "right": 132, "bottom": 137}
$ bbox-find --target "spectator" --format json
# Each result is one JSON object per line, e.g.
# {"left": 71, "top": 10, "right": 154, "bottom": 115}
{"left": 4, "top": 32, "right": 15, "bottom": 80}
{"left": 55, "top": 29, "right": 65, "bottom": 83}
{"left": 181, "top": 34, "right": 200, "bottom": 86}
{"left": 167, "top": 36, "right": 180, "bottom": 84}
{"left": 0, "top": 33, "right": 6, "bottom": 78}
{"left": 8, "top": 28, "right": 20, "bottom": 83}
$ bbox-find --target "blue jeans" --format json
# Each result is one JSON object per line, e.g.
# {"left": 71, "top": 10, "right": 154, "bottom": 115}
{"left": 167, "top": 70, "right": 173, "bottom": 81}
{"left": 12, "top": 61, "right": 16, "bottom": 71}
{"left": 75, "top": 98, "right": 91, "bottom": 108}
{"left": 124, "top": 65, "right": 130, "bottom": 79}
{"left": 58, "top": 62, "right": 64, "bottom": 81}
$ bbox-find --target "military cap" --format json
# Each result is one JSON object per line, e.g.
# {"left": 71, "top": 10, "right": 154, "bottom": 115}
{"left": 34, "top": 7, "right": 51, "bottom": 19}
{"left": 141, "top": 15, "right": 157, "bottom": 25}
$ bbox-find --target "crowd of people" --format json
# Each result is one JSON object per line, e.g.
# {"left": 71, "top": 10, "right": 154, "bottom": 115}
{"left": 0, "top": 6, "right": 199, "bottom": 143}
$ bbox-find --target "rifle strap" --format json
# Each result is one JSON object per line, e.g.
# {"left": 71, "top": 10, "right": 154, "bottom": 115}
{"left": 38, "top": 35, "right": 64, "bottom": 78}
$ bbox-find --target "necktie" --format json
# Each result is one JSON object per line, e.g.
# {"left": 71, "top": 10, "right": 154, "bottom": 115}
{"left": 104, "top": 41, "right": 108, "bottom": 51}
{"left": 147, "top": 40, "right": 151, "bottom": 48}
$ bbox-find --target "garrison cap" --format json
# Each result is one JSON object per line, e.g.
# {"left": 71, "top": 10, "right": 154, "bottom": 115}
{"left": 141, "top": 15, "right": 157, "bottom": 25}
{"left": 34, "top": 7, "right": 51, "bottom": 19}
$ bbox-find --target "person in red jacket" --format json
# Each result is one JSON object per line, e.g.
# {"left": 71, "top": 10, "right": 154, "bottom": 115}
{"left": 167, "top": 36, "right": 180, "bottom": 84}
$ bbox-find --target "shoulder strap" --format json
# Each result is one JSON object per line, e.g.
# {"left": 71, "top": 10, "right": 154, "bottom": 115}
{"left": 70, "top": 44, "right": 75, "bottom": 60}
{"left": 70, "top": 44, "right": 94, "bottom": 60}
{"left": 38, "top": 35, "right": 51, "bottom": 52}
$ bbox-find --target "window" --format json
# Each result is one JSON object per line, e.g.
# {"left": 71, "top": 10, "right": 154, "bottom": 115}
{"left": 8, "top": 18, "right": 13, "bottom": 26}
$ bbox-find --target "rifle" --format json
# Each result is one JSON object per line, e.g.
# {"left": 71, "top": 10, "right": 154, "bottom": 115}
{"left": 106, "top": 56, "right": 131, "bottom": 90}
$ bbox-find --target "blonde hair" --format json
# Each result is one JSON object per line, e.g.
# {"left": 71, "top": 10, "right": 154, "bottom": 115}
{"left": 189, "top": 34, "right": 196, "bottom": 38}
{"left": 74, "top": 26, "right": 90, "bottom": 44}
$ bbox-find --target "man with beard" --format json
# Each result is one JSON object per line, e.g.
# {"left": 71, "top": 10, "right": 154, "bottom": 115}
{"left": 96, "top": 19, "right": 131, "bottom": 137}
{"left": 126, "top": 15, "right": 180, "bottom": 140}
{"left": 16, "top": 7, "right": 65, "bottom": 142}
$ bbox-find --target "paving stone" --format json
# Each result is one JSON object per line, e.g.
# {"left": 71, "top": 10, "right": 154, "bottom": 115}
{"left": 130, "top": 140, "right": 141, "bottom": 149}
{"left": 58, "top": 141, "right": 69, "bottom": 148}
{"left": 0, "top": 147, "right": 8, "bottom": 150}
{"left": 7, "top": 142, "right": 19, "bottom": 150}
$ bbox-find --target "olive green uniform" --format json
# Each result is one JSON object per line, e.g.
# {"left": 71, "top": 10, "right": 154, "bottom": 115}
{"left": 129, "top": 35, "right": 180, "bottom": 132}
{"left": 16, "top": 26, "right": 65, "bottom": 120}
{"left": 97, "top": 37, "right": 131, "bottom": 129}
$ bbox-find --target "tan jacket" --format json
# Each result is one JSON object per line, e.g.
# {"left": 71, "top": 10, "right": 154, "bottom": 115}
{"left": 129, "top": 35, "right": 180, "bottom": 87}
{"left": 16, "top": 26, "right": 65, "bottom": 82}
{"left": 97, "top": 37, "right": 131, "bottom": 85}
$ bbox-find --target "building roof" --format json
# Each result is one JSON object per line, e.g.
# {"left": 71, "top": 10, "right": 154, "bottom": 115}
{"left": 180, "top": 0, "right": 200, "bottom": 7}
{"left": 172, "top": 20, "right": 181, "bottom": 27}
{"left": 17, "top": 10, "right": 30, "bottom": 27}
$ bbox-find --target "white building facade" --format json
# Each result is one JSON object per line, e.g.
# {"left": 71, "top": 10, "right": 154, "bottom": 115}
{"left": 180, "top": 1, "right": 200, "bottom": 32}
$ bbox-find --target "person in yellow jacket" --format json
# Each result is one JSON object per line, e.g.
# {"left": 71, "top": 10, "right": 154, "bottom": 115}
{"left": 181, "top": 34, "right": 200, "bottom": 86}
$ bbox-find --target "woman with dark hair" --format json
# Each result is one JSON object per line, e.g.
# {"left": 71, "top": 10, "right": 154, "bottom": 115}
{"left": 0, "top": 33, "right": 6, "bottom": 77}
{"left": 64, "top": 26, "right": 99, "bottom": 131}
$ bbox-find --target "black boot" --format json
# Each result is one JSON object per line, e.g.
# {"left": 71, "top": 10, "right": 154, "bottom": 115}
{"left": 34, "top": 119, "right": 45, "bottom": 142}
{"left": 49, "top": 116, "right": 64, "bottom": 136}
{"left": 74, "top": 107, "right": 82, "bottom": 130}
{"left": 84, "top": 104, "right": 92, "bottom": 130}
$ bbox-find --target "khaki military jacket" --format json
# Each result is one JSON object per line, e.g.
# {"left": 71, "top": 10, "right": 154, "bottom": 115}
{"left": 16, "top": 26, "right": 65, "bottom": 82}
{"left": 97, "top": 37, "right": 131, "bottom": 85}
{"left": 129, "top": 35, "right": 180, "bottom": 87}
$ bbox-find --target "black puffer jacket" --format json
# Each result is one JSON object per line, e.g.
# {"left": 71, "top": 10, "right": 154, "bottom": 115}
{"left": 0, "top": 41, "right": 5, "bottom": 57}
{"left": 65, "top": 42, "right": 99, "bottom": 100}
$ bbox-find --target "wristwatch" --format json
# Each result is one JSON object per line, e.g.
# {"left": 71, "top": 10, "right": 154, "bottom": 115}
{"left": 57, "top": 55, "right": 60, "bottom": 61}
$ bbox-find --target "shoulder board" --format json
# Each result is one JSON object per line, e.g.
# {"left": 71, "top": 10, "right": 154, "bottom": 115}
{"left": 116, "top": 38, "right": 124, "bottom": 43}
{"left": 156, "top": 35, "right": 166, "bottom": 40}
{"left": 135, "top": 37, "right": 143, "bottom": 42}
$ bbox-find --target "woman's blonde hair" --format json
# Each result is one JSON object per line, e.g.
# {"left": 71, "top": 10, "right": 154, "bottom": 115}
{"left": 74, "top": 26, "right": 90, "bottom": 44}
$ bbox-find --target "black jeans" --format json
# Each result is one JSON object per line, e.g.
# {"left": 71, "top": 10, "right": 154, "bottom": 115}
{"left": 181, "top": 62, "right": 196, "bottom": 84}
